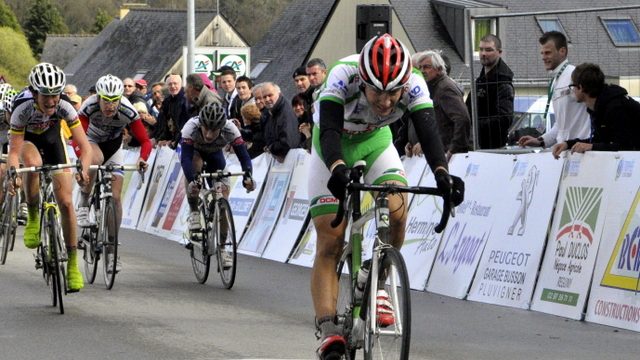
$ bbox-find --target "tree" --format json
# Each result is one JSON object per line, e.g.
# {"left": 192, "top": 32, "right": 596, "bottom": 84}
{"left": 92, "top": 8, "right": 112, "bottom": 33}
{"left": 0, "top": 0, "right": 20, "bottom": 31}
{"left": 23, "top": 0, "right": 68, "bottom": 57}
{"left": 0, "top": 26, "right": 37, "bottom": 87}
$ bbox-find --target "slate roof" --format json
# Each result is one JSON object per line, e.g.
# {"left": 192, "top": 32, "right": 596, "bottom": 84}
{"left": 65, "top": 8, "right": 218, "bottom": 94}
{"left": 249, "top": 0, "right": 338, "bottom": 100}
{"left": 41, "top": 34, "right": 96, "bottom": 69}
{"left": 253, "top": 0, "right": 640, "bottom": 95}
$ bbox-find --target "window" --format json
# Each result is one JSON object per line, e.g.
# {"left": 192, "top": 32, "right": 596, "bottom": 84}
{"left": 251, "top": 60, "right": 270, "bottom": 79}
{"left": 601, "top": 18, "right": 640, "bottom": 46}
{"left": 536, "top": 17, "right": 569, "bottom": 38}
{"left": 473, "top": 19, "right": 496, "bottom": 52}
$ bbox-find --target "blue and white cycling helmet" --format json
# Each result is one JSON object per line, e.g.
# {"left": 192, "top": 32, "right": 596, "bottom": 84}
{"left": 28, "top": 62, "right": 66, "bottom": 96}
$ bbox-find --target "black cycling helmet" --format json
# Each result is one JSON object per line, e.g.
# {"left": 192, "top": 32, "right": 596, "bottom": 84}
{"left": 199, "top": 101, "right": 227, "bottom": 130}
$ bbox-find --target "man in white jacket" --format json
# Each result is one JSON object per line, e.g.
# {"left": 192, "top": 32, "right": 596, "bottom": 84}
{"left": 518, "top": 31, "right": 590, "bottom": 148}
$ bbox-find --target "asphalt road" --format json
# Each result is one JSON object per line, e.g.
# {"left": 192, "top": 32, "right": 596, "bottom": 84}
{"left": 0, "top": 228, "right": 638, "bottom": 360}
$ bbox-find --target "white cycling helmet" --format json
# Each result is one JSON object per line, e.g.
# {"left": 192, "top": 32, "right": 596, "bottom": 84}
{"left": 0, "top": 83, "right": 13, "bottom": 98}
{"left": 1, "top": 88, "right": 18, "bottom": 113}
{"left": 199, "top": 101, "right": 227, "bottom": 130}
{"left": 95, "top": 74, "right": 124, "bottom": 100}
{"left": 28, "top": 62, "right": 66, "bottom": 95}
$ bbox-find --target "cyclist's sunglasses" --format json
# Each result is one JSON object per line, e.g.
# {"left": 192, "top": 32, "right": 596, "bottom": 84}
{"left": 99, "top": 94, "right": 122, "bottom": 102}
{"left": 37, "top": 86, "right": 64, "bottom": 96}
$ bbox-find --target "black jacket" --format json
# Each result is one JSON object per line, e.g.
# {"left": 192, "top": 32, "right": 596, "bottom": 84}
{"left": 153, "top": 89, "right": 189, "bottom": 145}
{"left": 582, "top": 84, "right": 640, "bottom": 151}
{"left": 264, "top": 95, "right": 300, "bottom": 158}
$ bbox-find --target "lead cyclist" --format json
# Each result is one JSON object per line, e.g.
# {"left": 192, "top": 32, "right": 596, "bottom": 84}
{"left": 309, "top": 34, "right": 464, "bottom": 359}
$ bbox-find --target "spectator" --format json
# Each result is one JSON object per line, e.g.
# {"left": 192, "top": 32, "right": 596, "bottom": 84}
{"left": 292, "top": 94, "right": 312, "bottom": 152}
{"left": 415, "top": 50, "right": 471, "bottom": 159}
{"left": 64, "top": 84, "right": 78, "bottom": 98}
{"left": 124, "top": 77, "right": 155, "bottom": 145}
{"left": 229, "top": 75, "right": 254, "bottom": 121}
{"left": 240, "top": 103, "right": 266, "bottom": 158}
{"left": 518, "top": 31, "right": 590, "bottom": 149}
{"left": 293, "top": 66, "right": 311, "bottom": 94}
{"left": 213, "top": 65, "right": 234, "bottom": 93}
{"left": 252, "top": 82, "right": 271, "bottom": 126}
{"left": 185, "top": 73, "right": 222, "bottom": 117}
{"left": 218, "top": 69, "right": 237, "bottom": 117}
{"left": 261, "top": 82, "right": 300, "bottom": 161}
{"left": 67, "top": 94, "right": 83, "bottom": 111}
{"left": 197, "top": 73, "right": 215, "bottom": 91}
{"left": 135, "top": 79, "right": 150, "bottom": 100}
{"left": 305, "top": 58, "right": 328, "bottom": 104}
{"left": 88, "top": 85, "right": 96, "bottom": 96}
{"left": 466, "top": 34, "right": 514, "bottom": 149}
{"left": 551, "top": 63, "right": 640, "bottom": 158}
{"left": 153, "top": 74, "right": 189, "bottom": 148}
{"left": 147, "top": 81, "right": 165, "bottom": 120}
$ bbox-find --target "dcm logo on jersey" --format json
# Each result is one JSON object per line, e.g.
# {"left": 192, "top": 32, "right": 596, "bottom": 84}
{"left": 601, "top": 187, "right": 640, "bottom": 292}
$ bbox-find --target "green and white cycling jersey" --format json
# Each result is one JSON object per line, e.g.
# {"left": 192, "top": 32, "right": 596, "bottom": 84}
{"left": 312, "top": 54, "right": 433, "bottom": 134}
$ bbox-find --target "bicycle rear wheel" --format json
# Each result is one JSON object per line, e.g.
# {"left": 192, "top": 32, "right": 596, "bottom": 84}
{"left": 102, "top": 199, "right": 118, "bottom": 290}
{"left": 363, "top": 248, "right": 410, "bottom": 360}
{"left": 191, "top": 204, "right": 210, "bottom": 284}
{"left": 215, "top": 198, "right": 237, "bottom": 289}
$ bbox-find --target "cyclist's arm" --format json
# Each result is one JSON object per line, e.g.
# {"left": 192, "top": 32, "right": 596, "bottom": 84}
{"left": 179, "top": 139, "right": 196, "bottom": 183}
{"left": 319, "top": 99, "right": 345, "bottom": 170}
{"left": 230, "top": 136, "right": 253, "bottom": 175}
{"left": 69, "top": 117, "right": 93, "bottom": 179}
{"left": 129, "top": 118, "right": 152, "bottom": 161}
{"left": 410, "top": 108, "right": 448, "bottom": 172}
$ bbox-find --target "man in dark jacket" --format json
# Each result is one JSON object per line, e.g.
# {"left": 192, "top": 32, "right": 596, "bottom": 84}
{"left": 551, "top": 63, "right": 640, "bottom": 158}
{"left": 467, "top": 34, "right": 514, "bottom": 149}
{"left": 261, "top": 82, "right": 300, "bottom": 162}
{"left": 416, "top": 50, "right": 471, "bottom": 159}
{"left": 154, "top": 74, "right": 189, "bottom": 148}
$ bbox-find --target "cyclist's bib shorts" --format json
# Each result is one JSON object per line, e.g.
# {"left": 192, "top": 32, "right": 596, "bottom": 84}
{"left": 24, "top": 121, "right": 69, "bottom": 166}
{"left": 92, "top": 135, "right": 125, "bottom": 177}
{"left": 308, "top": 125, "right": 407, "bottom": 218}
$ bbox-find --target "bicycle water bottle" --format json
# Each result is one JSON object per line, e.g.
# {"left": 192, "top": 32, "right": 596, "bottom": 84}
{"left": 354, "top": 261, "right": 370, "bottom": 302}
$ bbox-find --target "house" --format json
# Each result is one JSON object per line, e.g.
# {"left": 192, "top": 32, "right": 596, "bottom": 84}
{"left": 251, "top": 0, "right": 640, "bottom": 99}
{"left": 41, "top": 34, "right": 96, "bottom": 69}
{"left": 63, "top": 6, "right": 248, "bottom": 94}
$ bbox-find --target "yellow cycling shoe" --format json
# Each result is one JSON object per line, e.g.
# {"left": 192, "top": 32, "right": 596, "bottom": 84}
{"left": 23, "top": 216, "right": 41, "bottom": 249}
{"left": 67, "top": 251, "right": 84, "bottom": 292}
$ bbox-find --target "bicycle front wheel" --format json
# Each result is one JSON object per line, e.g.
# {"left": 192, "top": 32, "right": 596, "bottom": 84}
{"left": 191, "top": 205, "right": 210, "bottom": 284}
{"left": 363, "top": 248, "right": 411, "bottom": 360}
{"left": 102, "top": 199, "right": 118, "bottom": 290}
{"left": 46, "top": 208, "right": 65, "bottom": 314}
{"left": 0, "top": 194, "right": 13, "bottom": 265}
{"left": 215, "top": 198, "right": 237, "bottom": 289}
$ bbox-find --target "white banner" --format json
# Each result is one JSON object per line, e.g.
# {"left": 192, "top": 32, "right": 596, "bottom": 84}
{"left": 531, "top": 152, "right": 617, "bottom": 320}
{"left": 585, "top": 152, "right": 640, "bottom": 331}
{"left": 263, "top": 150, "right": 311, "bottom": 262}
{"left": 229, "top": 153, "right": 271, "bottom": 241}
{"left": 468, "top": 153, "right": 564, "bottom": 308}
{"left": 121, "top": 148, "right": 157, "bottom": 229}
{"left": 137, "top": 146, "right": 176, "bottom": 232}
{"left": 238, "top": 154, "right": 294, "bottom": 256}
{"left": 288, "top": 220, "right": 317, "bottom": 268}
{"left": 402, "top": 155, "right": 427, "bottom": 206}
{"left": 144, "top": 151, "right": 186, "bottom": 240}
{"left": 426, "top": 152, "right": 511, "bottom": 299}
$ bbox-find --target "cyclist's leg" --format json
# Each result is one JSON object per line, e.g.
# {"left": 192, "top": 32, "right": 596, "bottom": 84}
{"left": 364, "top": 144, "right": 409, "bottom": 249}
{"left": 308, "top": 149, "right": 347, "bottom": 356}
{"left": 77, "top": 142, "right": 103, "bottom": 208}
{"left": 102, "top": 146, "right": 124, "bottom": 227}
{"left": 185, "top": 151, "right": 204, "bottom": 233}
{"left": 19, "top": 141, "right": 43, "bottom": 249}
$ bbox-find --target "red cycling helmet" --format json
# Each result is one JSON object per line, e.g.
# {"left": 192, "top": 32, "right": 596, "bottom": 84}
{"left": 359, "top": 33, "right": 412, "bottom": 91}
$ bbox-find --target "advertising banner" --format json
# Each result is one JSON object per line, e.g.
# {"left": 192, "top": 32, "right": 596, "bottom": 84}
{"left": 585, "top": 152, "right": 640, "bottom": 331}
{"left": 137, "top": 146, "right": 175, "bottom": 231}
{"left": 121, "top": 148, "right": 157, "bottom": 229}
{"left": 531, "top": 152, "right": 617, "bottom": 320}
{"left": 288, "top": 220, "right": 317, "bottom": 268}
{"left": 238, "top": 154, "right": 294, "bottom": 256}
{"left": 263, "top": 150, "right": 311, "bottom": 262}
{"left": 426, "top": 152, "right": 511, "bottom": 299}
{"left": 402, "top": 155, "right": 427, "bottom": 206}
{"left": 144, "top": 152, "right": 185, "bottom": 239}
{"left": 400, "top": 163, "right": 443, "bottom": 290}
{"left": 228, "top": 153, "right": 271, "bottom": 241}
{"left": 468, "top": 153, "right": 564, "bottom": 308}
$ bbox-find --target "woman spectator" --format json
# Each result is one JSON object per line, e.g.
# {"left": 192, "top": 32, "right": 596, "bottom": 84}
{"left": 292, "top": 94, "right": 312, "bottom": 152}
{"left": 240, "top": 103, "right": 265, "bottom": 159}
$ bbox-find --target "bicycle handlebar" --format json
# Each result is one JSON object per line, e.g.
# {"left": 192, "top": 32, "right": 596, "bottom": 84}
{"left": 330, "top": 164, "right": 453, "bottom": 233}
{"left": 198, "top": 170, "right": 248, "bottom": 180}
